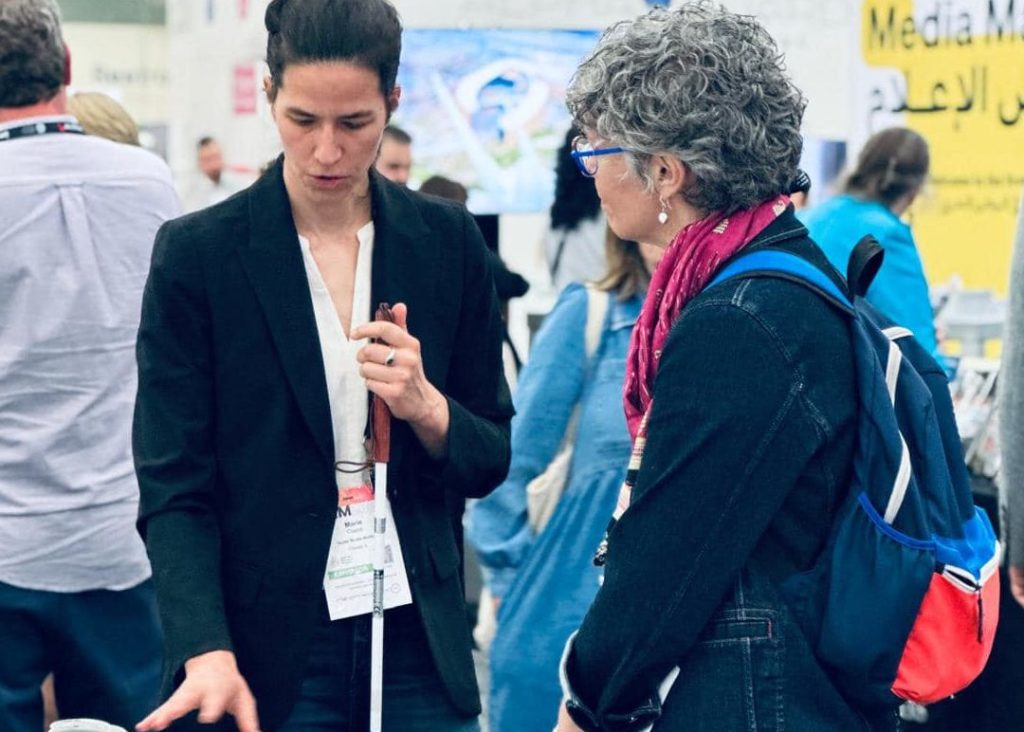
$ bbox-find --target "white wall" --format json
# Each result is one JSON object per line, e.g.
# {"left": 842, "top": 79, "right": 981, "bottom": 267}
{"left": 64, "top": 23, "right": 170, "bottom": 126}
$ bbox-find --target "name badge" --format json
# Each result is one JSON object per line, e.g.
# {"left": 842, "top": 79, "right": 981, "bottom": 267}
{"left": 323, "top": 482, "right": 412, "bottom": 620}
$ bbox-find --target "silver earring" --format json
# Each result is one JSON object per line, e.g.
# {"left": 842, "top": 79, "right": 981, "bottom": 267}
{"left": 658, "top": 199, "right": 669, "bottom": 225}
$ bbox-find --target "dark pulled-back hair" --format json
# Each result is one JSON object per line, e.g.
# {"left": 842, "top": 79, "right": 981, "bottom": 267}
{"left": 383, "top": 124, "right": 412, "bottom": 145}
{"left": 550, "top": 127, "right": 601, "bottom": 231}
{"left": 844, "top": 127, "right": 929, "bottom": 209}
{"left": 420, "top": 175, "right": 467, "bottom": 204}
{"left": 264, "top": 0, "right": 402, "bottom": 101}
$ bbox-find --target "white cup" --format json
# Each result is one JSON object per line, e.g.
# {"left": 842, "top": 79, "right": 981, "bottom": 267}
{"left": 49, "top": 721, "right": 128, "bottom": 732}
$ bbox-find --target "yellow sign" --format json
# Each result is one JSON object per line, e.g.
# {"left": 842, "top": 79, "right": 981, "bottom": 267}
{"left": 860, "top": 0, "right": 1024, "bottom": 294}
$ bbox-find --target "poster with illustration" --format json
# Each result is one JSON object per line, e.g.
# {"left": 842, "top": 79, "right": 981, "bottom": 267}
{"left": 394, "top": 29, "right": 601, "bottom": 214}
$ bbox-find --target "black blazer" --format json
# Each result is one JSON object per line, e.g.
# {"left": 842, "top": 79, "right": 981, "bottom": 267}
{"left": 134, "top": 159, "right": 513, "bottom": 729}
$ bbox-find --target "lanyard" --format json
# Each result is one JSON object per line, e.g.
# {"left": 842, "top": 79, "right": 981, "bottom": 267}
{"left": 0, "top": 119, "right": 85, "bottom": 143}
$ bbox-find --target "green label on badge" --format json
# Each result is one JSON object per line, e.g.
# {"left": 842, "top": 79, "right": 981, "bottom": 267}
{"left": 328, "top": 564, "right": 373, "bottom": 580}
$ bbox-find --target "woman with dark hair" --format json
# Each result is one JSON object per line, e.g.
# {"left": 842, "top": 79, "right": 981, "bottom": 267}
{"left": 545, "top": 127, "right": 607, "bottom": 290}
{"left": 468, "top": 235, "right": 660, "bottom": 732}
{"left": 133, "top": 1, "right": 512, "bottom": 731}
{"left": 802, "top": 127, "right": 937, "bottom": 354}
{"left": 552, "top": 3, "right": 892, "bottom": 730}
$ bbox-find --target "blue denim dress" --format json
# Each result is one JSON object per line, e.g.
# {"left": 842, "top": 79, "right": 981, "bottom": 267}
{"left": 467, "top": 283, "right": 641, "bottom": 732}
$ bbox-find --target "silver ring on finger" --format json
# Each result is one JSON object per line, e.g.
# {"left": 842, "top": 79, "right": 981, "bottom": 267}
{"left": 384, "top": 347, "right": 397, "bottom": 367}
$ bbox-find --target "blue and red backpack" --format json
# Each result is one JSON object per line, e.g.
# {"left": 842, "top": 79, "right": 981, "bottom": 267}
{"left": 707, "top": 236, "right": 1000, "bottom": 708}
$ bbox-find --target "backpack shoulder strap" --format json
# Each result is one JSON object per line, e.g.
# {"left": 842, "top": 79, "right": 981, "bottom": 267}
{"left": 847, "top": 235, "right": 885, "bottom": 298}
{"left": 705, "top": 249, "right": 855, "bottom": 315}
{"left": 583, "top": 284, "right": 609, "bottom": 359}
{"left": 560, "top": 285, "right": 609, "bottom": 451}
{"left": 550, "top": 231, "right": 570, "bottom": 281}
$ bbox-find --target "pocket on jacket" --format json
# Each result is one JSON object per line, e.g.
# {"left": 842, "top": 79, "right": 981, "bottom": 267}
{"left": 695, "top": 609, "right": 775, "bottom": 646}
{"left": 664, "top": 609, "right": 783, "bottom": 732}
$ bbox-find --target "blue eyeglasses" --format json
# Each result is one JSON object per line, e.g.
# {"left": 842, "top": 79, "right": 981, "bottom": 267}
{"left": 570, "top": 136, "right": 629, "bottom": 177}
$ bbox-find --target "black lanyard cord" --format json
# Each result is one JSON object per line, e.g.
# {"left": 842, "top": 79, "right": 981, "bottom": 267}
{"left": 0, "top": 119, "right": 85, "bottom": 143}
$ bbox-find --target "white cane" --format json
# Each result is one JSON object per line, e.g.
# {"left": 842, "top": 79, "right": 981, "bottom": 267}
{"left": 370, "top": 457, "right": 387, "bottom": 731}
{"left": 370, "top": 304, "right": 395, "bottom": 732}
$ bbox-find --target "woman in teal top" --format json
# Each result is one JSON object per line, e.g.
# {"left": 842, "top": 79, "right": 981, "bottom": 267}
{"left": 801, "top": 127, "right": 938, "bottom": 355}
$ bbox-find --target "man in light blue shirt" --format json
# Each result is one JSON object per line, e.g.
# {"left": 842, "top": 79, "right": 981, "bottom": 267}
{"left": 0, "top": 3, "right": 180, "bottom": 730}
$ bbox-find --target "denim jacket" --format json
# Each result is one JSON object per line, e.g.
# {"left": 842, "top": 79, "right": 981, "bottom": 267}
{"left": 468, "top": 283, "right": 641, "bottom": 731}
{"left": 562, "top": 209, "right": 897, "bottom": 731}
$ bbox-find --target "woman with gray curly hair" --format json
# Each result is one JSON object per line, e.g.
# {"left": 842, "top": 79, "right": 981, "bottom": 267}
{"left": 554, "top": 4, "right": 893, "bottom": 731}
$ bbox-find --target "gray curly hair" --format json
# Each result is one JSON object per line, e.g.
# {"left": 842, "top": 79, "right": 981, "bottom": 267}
{"left": 566, "top": 2, "right": 806, "bottom": 214}
{"left": 0, "top": 0, "right": 65, "bottom": 108}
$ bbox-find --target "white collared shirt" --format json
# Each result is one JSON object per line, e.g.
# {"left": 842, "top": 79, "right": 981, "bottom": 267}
{"left": 297, "top": 223, "right": 375, "bottom": 475}
{"left": 0, "top": 115, "right": 180, "bottom": 591}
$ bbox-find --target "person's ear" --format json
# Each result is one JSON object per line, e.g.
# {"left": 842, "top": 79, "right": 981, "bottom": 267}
{"left": 386, "top": 86, "right": 402, "bottom": 118}
{"left": 650, "top": 153, "right": 687, "bottom": 200}
{"left": 263, "top": 75, "right": 277, "bottom": 109}
{"left": 63, "top": 43, "right": 72, "bottom": 86}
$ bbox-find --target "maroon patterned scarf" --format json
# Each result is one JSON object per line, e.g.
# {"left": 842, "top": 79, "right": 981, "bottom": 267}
{"left": 623, "top": 195, "right": 791, "bottom": 440}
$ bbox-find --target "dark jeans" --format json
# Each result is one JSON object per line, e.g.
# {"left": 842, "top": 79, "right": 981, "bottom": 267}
{"left": 654, "top": 569, "right": 898, "bottom": 731}
{"left": 0, "top": 578, "right": 162, "bottom": 732}
{"left": 278, "top": 609, "right": 479, "bottom": 732}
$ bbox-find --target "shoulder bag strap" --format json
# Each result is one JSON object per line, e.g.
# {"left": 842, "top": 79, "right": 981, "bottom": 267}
{"left": 562, "top": 285, "right": 610, "bottom": 448}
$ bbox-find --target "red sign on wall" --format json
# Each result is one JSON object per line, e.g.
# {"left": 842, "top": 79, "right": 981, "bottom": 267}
{"left": 233, "top": 64, "right": 257, "bottom": 115}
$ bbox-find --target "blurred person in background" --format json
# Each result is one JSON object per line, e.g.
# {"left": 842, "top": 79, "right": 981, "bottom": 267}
{"left": 933, "top": 189, "right": 1024, "bottom": 732}
{"left": 183, "top": 135, "right": 249, "bottom": 212}
{"left": 67, "top": 91, "right": 140, "bottom": 145}
{"left": 419, "top": 173, "right": 467, "bottom": 203}
{"left": 801, "top": 127, "right": 938, "bottom": 355}
{"left": 132, "top": 1, "right": 512, "bottom": 730}
{"left": 1003, "top": 191, "right": 1024, "bottom": 611}
{"left": 375, "top": 124, "right": 413, "bottom": 186}
{"left": 468, "top": 234, "right": 661, "bottom": 732}
{"left": 419, "top": 174, "right": 530, "bottom": 325}
{"left": 545, "top": 127, "right": 609, "bottom": 291}
{"left": 910, "top": 190, "right": 1024, "bottom": 732}
{"left": 553, "top": 3, "right": 885, "bottom": 730}
{"left": 418, "top": 172, "right": 529, "bottom": 665}
{"left": 0, "top": 2, "right": 179, "bottom": 730}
